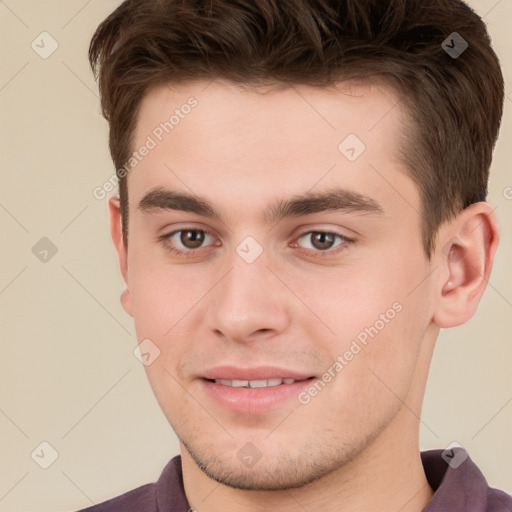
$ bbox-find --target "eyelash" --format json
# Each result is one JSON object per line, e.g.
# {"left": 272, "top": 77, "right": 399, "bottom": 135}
{"left": 158, "top": 228, "right": 353, "bottom": 258}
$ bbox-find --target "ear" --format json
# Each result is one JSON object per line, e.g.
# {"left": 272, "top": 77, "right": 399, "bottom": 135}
{"left": 433, "top": 202, "right": 499, "bottom": 328}
{"left": 108, "top": 196, "right": 133, "bottom": 317}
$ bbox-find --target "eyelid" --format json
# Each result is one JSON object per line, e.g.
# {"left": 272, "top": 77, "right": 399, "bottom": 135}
{"left": 291, "top": 229, "right": 354, "bottom": 257}
{"left": 157, "top": 226, "right": 218, "bottom": 255}
{"left": 291, "top": 222, "right": 358, "bottom": 239}
{"left": 295, "top": 229, "right": 348, "bottom": 243}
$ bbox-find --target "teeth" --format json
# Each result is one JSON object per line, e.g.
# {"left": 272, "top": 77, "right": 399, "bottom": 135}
{"left": 249, "top": 379, "right": 270, "bottom": 388}
{"left": 214, "top": 378, "right": 300, "bottom": 388}
{"left": 232, "top": 380, "right": 249, "bottom": 387}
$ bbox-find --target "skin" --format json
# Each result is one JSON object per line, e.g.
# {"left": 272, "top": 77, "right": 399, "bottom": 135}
{"left": 109, "top": 79, "right": 499, "bottom": 512}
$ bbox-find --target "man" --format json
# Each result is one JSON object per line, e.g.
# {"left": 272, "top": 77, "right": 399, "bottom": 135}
{"left": 80, "top": 0, "right": 511, "bottom": 510}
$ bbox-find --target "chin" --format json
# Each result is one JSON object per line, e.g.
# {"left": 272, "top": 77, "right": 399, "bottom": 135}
{"left": 180, "top": 435, "right": 365, "bottom": 491}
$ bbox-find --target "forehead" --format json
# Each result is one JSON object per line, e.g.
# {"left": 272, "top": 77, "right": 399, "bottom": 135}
{"left": 135, "top": 78, "right": 406, "bottom": 151}
{"left": 128, "top": 78, "right": 417, "bottom": 221}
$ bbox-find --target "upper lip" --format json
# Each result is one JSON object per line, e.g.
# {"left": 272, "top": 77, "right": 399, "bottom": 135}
{"left": 201, "top": 366, "right": 314, "bottom": 381}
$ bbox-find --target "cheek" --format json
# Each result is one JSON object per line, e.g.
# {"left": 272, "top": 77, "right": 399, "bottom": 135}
{"left": 339, "top": 287, "right": 431, "bottom": 415}
{"left": 127, "top": 250, "right": 206, "bottom": 339}
{"left": 303, "top": 312, "right": 422, "bottom": 435}
{"left": 289, "top": 264, "right": 407, "bottom": 345}
{"left": 294, "top": 253, "right": 430, "bottom": 396}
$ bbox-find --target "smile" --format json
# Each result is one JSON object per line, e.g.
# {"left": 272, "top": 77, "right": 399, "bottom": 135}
{"left": 212, "top": 378, "right": 306, "bottom": 388}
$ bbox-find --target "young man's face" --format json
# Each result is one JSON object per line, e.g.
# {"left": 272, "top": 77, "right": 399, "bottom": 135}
{"left": 113, "top": 80, "right": 441, "bottom": 489}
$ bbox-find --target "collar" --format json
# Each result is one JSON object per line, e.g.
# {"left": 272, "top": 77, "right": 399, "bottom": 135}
{"left": 421, "top": 448, "right": 489, "bottom": 511}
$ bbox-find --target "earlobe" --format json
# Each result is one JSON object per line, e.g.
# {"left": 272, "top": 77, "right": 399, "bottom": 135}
{"left": 433, "top": 203, "right": 499, "bottom": 328}
{"left": 120, "top": 287, "right": 134, "bottom": 317}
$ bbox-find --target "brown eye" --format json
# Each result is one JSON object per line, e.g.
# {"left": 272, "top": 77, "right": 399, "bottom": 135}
{"left": 295, "top": 231, "right": 347, "bottom": 253}
{"left": 160, "top": 228, "right": 216, "bottom": 255}
{"left": 180, "top": 230, "right": 206, "bottom": 249}
{"left": 309, "top": 232, "right": 336, "bottom": 250}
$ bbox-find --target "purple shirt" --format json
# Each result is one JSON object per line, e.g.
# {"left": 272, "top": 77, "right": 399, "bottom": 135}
{"left": 76, "top": 449, "right": 512, "bottom": 511}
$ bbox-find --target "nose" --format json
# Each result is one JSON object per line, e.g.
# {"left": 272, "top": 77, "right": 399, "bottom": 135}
{"left": 204, "top": 250, "right": 292, "bottom": 344}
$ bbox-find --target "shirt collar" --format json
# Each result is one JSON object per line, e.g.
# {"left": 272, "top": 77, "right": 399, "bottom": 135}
{"left": 421, "top": 448, "right": 489, "bottom": 512}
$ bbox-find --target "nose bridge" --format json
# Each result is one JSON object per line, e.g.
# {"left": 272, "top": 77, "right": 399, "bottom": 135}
{"left": 205, "top": 246, "right": 290, "bottom": 341}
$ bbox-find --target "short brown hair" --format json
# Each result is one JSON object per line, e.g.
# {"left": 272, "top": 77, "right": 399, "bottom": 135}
{"left": 89, "top": 0, "right": 504, "bottom": 257}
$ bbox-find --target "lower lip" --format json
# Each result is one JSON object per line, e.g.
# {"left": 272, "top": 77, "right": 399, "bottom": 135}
{"left": 199, "top": 378, "right": 315, "bottom": 413}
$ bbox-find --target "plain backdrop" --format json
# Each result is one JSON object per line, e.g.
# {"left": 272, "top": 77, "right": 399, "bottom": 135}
{"left": 0, "top": 1, "right": 511, "bottom": 511}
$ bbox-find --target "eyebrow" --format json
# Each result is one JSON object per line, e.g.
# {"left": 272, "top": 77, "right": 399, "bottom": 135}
{"left": 138, "top": 186, "right": 384, "bottom": 223}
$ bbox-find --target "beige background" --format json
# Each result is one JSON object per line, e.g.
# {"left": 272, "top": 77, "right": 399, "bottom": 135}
{"left": 0, "top": 1, "right": 511, "bottom": 511}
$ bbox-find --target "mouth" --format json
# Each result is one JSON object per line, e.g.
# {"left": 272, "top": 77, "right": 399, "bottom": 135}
{"left": 199, "top": 368, "right": 317, "bottom": 413}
